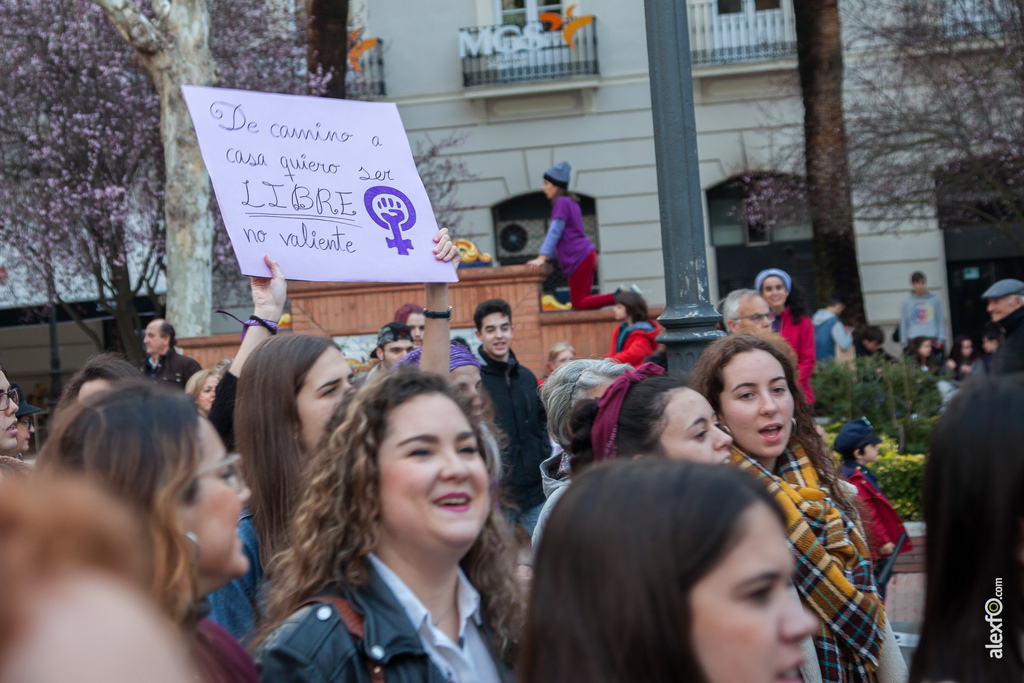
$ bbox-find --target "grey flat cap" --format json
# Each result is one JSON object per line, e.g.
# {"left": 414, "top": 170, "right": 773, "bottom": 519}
{"left": 982, "top": 279, "right": 1024, "bottom": 299}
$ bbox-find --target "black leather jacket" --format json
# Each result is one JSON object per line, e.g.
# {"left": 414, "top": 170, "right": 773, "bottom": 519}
{"left": 255, "top": 566, "right": 513, "bottom": 683}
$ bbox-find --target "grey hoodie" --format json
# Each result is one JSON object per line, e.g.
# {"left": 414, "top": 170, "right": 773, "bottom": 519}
{"left": 531, "top": 447, "right": 571, "bottom": 549}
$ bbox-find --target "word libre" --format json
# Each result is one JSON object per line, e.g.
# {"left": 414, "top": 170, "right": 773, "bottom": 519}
{"left": 182, "top": 85, "right": 457, "bottom": 284}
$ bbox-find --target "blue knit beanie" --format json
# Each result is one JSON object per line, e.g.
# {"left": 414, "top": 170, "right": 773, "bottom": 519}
{"left": 755, "top": 268, "right": 792, "bottom": 295}
{"left": 543, "top": 161, "right": 571, "bottom": 189}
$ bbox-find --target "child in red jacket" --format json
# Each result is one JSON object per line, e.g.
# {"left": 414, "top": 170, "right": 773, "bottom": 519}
{"left": 835, "top": 417, "right": 913, "bottom": 598}
{"left": 607, "top": 290, "right": 661, "bottom": 368}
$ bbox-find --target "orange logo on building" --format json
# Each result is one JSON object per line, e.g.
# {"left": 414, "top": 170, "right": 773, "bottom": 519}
{"left": 348, "top": 29, "right": 379, "bottom": 73}
{"left": 539, "top": 5, "right": 594, "bottom": 49}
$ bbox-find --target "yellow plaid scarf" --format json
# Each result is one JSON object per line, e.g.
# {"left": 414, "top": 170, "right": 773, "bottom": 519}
{"left": 732, "top": 442, "right": 885, "bottom": 683}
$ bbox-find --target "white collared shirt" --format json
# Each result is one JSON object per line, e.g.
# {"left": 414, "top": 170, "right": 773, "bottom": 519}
{"left": 368, "top": 554, "right": 502, "bottom": 683}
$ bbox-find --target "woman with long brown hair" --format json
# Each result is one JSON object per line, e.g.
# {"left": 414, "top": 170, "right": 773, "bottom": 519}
{"left": 521, "top": 459, "right": 817, "bottom": 683}
{"left": 208, "top": 230, "right": 459, "bottom": 641}
{"left": 692, "top": 334, "right": 906, "bottom": 683}
{"left": 910, "top": 377, "right": 1024, "bottom": 683}
{"left": 907, "top": 336, "right": 937, "bottom": 372}
{"left": 254, "top": 370, "right": 521, "bottom": 682}
{"left": 36, "top": 381, "right": 258, "bottom": 682}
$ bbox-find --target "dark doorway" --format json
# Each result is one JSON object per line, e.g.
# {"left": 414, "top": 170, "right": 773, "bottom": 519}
{"left": 944, "top": 225, "right": 1024, "bottom": 340}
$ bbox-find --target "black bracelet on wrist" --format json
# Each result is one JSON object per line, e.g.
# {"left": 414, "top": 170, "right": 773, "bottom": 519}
{"left": 215, "top": 310, "right": 280, "bottom": 340}
{"left": 248, "top": 315, "right": 279, "bottom": 334}
{"left": 423, "top": 306, "right": 452, "bottom": 320}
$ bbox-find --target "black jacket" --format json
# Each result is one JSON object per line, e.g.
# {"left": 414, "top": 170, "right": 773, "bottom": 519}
{"left": 255, "top": 566, "right": 513, "bottom": 683}
{"left": 143, "top": 347, "right": 201, "bottom": 389}
{"left": 478, "top": 348, "right": 549, "bottom": 510}
{"left": 209, "top": 372, "right": 238, "bottom": 451}
{"left": 993, "top": 306, "right": 1024, "bottom": 375}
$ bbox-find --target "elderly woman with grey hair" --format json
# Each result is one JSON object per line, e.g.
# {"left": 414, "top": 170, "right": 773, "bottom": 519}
{"left": 533, "top": 358, "right": 632, "bottom": 546}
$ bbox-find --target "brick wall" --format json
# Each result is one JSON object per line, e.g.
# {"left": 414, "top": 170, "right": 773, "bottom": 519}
{"left": 886, "top": 533, "right": 925, "bottom": 623}
{"left": 180, "top": 266, "right": 665, "bottom": 375}
{"left": 892, "top": 534, "right": 925, "bottom": 574}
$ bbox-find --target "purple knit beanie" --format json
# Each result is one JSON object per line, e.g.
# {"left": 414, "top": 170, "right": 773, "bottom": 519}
{"left": 392, "top": 342, "right": 481, "bottom": 373}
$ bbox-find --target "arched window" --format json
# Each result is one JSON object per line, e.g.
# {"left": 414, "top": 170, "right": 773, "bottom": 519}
{"left": 706, "top": 173, "right": 815, "bottom": 300}
{"left": 492, "top": 191, "right": 600, "bottom": 298}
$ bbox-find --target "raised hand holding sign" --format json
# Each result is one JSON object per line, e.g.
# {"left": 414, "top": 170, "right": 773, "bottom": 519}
{"left": 181, "top": 85, "right": 456, "bottom": 283}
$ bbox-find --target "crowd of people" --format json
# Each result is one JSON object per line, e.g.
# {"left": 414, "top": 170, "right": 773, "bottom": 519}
{"left": 715, "top": 269, "right": 1024, "bottom": 408}
{"left": 0, "top": 202, "right": 1022, "bottom": 681}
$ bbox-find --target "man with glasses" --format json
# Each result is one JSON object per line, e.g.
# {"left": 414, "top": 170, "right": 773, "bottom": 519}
{"left": 718, "top": 288, "right": 775, "bottom": 335}
{"left": 0, "top": 365, "right": 20, "bottom": 455}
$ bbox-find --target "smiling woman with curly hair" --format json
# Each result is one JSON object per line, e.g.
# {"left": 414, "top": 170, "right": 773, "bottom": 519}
{"left": 254, "top": 369, "right": 522, "bottom": 682}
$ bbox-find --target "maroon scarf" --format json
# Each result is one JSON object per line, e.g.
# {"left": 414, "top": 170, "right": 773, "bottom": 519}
{"left": 591, "top": 362, "right": 665, "bottom": 462}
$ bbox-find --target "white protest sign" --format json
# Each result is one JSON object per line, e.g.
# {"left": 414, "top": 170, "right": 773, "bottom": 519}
{"left": 181, "top": 85, "right": 457, "bottom": 283}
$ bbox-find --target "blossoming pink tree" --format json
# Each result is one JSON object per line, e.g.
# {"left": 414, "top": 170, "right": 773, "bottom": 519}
{"left": 0, "top": 0, "right": 165, "bottom": 365}
{"left": 0, "top": 0, "right": 323, "bottom": 364}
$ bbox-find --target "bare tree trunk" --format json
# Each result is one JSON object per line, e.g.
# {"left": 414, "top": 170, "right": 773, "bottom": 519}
{"left": 91, "top": 0, "right": 216, "bottom": 338}
{"left": 111, "top": 267, "right": 146, "bottom": 367}
{"left": 307, "top": 0, "right": 349, "bottom": 98}
{"left": 793, "top": 0, "right": 867, "bottom": 327}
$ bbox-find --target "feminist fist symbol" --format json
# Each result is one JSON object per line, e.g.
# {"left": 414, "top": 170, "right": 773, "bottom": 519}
{"left": 364, "top": 186, "right": 417, "bottom": 255}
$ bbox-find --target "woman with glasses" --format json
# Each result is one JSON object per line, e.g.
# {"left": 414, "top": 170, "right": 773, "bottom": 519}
{"left": 756, "top": 268, "right": 817, "bottom": 403}
{"left": 0, "top": 366, "right": 20, "bottom": 456}
{"left": 36, "top": 380, "right": 259, "bottom": 683}
{"left": 692, "top": 334, "right": 906, "bottom": 683}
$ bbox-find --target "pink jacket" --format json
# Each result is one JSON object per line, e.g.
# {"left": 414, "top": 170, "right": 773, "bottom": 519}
{"left": 779, "top": 308, "right": 816, "bottom": 403}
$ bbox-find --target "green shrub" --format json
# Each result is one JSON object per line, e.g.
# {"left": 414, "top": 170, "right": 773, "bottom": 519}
{"left": 812, "top": 356, "right": 942, "bottom": 453}
{"left": 869, "top": 453, "right": 926, "bottom": 521}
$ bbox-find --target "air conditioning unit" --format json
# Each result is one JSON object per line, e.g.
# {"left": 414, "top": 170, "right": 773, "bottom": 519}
{"left": 494, "top": 215, "right": 600, "bottom": 263}
{"left": 495, "top": 218, "right": 548, "bottom": 263}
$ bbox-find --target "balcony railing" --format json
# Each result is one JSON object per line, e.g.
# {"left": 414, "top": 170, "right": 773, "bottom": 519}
{"left": 346, "top": 38, "right": 386, "bottom": 98}
{"left": 940, "top": 0, "right": 1005, "bottom": 37}
{"left": 459, "top": 19, "right": 599, "bottom": 88}
{"left": 687, "top": 1, "right": 796, "bottom": 66}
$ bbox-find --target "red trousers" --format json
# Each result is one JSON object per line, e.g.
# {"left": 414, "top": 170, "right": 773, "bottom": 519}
{"left": 567, "top": 250, "right": 614, "bottom": 311}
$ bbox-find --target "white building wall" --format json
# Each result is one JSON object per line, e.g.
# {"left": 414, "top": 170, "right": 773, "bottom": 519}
{"left": 362, "top": 0, "right": 953, "bottom": 326}
{"left": 363, "top": 0, "right": 669, "bottom": 302}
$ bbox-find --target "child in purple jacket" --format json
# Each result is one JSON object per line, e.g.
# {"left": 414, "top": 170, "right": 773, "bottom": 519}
{"left": 527, "top": 162, "right": 616, "bottom": 311}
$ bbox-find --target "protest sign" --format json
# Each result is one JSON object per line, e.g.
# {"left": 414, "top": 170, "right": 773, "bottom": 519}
{"left": 181, "top": 85, "right": 457, "bottom": 283}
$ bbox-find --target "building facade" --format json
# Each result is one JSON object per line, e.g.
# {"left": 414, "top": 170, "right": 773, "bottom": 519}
{"left": 7, "top": 0, "right": 1020, "bottom": 388}
{"left": 359, "top": 0, "right": 970, "bottom": 342}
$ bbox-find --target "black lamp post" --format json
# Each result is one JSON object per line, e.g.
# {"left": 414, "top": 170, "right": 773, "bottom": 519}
{"left": 643, "top": 0, "right": 724, "bottom": 371}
